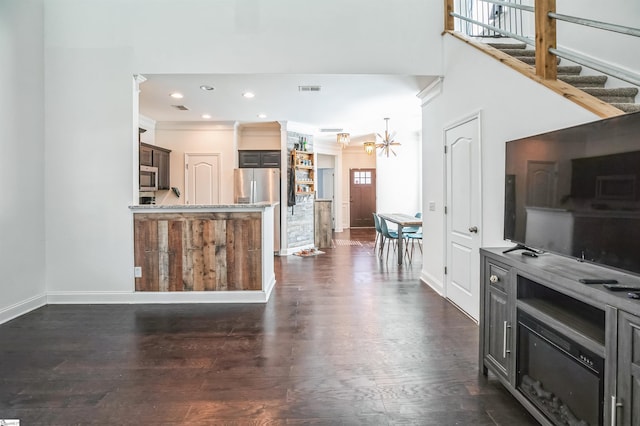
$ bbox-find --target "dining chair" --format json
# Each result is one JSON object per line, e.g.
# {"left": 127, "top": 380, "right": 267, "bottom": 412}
{"left": 372, "top": 213, "right": 384, "bottom": 254}
{"left": 403, "top": 212, "right": 422, "bottom": 234}
{"left": 379, "top": 217, "right": 399, "bottom": 261}
{"left": 404, "top": 231, "right": 423, "bottom": 263}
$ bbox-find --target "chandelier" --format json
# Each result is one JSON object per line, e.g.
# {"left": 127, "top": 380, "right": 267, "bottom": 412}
{"left": 363, "top": 141, "right": 376, "bottom": 155}
{"left": 376, "top": 118, "right": 401, "bottom": 157}
{"left": 337, "top": 132, "right": 350, "bottom": 149}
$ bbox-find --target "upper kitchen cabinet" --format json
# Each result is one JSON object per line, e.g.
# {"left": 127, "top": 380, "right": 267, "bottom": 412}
{"left": 239, "top": 150, "right": 281, "bottom": 168}
{"left": 237, "top": 122, "right": 282, "bottom": 168}
{"left": 140, "top": 144, "right": 153, "bottom": 167}
{"left": 154, "top": 147, "right": 171, "bottom": 190}
{"left": 140, "top": 142, "right": 172, "bottom": 190}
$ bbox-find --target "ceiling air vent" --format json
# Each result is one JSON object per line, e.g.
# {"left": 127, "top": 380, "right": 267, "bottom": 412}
{"left": 298, "top": 85, "right": 321, "bottom": 92}
{"left": 172, "top": 105, "right": 190, "bottom": 111}
{"left": 319, "top": 128, "right": 343, "bottom": 133}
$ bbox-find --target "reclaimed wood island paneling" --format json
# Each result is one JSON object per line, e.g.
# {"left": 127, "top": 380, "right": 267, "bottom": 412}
{"left": 130, "top": 203, "right": 277, "bottom": 302}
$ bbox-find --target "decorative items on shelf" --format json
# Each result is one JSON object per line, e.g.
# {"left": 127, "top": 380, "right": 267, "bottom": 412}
{"left": 295, "top": 136, "right": 308, "bottom": 151}
{"left": 291, "top": 149, "right": 315, "bottom": 196}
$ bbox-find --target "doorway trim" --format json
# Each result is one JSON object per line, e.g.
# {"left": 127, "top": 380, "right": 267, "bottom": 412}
{"left": 313, "top": 143, "right": 343, "bottom": 232}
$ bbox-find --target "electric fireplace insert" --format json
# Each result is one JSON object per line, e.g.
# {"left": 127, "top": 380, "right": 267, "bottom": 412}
{"left": 517, "top": 310, "right": 604, "bottom": 426}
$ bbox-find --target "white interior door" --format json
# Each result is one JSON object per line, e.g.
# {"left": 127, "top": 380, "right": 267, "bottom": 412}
{"left": 445, "top": 114, "right": 482, "bottom": 321}
{"left": 185, "top": 154, "right": 221, "bottom": 205}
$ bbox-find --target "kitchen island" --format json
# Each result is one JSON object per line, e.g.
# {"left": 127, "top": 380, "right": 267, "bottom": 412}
{"left": 130, "top": 203, "right": 277, "bottom": 303}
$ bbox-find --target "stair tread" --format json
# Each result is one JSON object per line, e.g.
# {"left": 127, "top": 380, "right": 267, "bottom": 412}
{"left": 582, "top": 87, "right": 639, "bottom": 96}
{"left": 559, "top": 75, "right": 608, "bottom": 87}
{"left": 513, "top": 56, "right": 561, "bottom": 65}
{"left": 488, "top": 42, "right": 527, "bottom": 50}
{"left": 500, "top": 49, "right": 536, "bottom": 56}
{"left": 611, "top": 103, "right": 640, "bottom": 113}
{"left": 557, "top": 66, "right": 583, "bottom": 75}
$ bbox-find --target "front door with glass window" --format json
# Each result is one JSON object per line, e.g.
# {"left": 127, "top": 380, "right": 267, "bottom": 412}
{"left": 349, "top": 168, "right": 376, "bottom": 228}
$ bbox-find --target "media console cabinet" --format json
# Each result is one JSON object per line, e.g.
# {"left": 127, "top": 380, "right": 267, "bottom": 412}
{"left": 480, "top": 248, "right": 640, "bottom": 426}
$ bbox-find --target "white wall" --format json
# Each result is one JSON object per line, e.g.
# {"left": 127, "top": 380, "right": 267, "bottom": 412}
{"left": 130, "top": 1, "right": 442, "bottom": 74}
{"left": 557, "top": 0, "right": 640, "bottom": 82}
{"left": 0, "top": 0, "right": 47, "bottom": 321}
{"left": 237, "top": 123, "right": 281, "bottom": 150}
{"left": 153, "top": 123, "right": 235, "bottom": 205}
{"left": 45, "top": 47, "right": 136, "bottom": 295}
{"left": 419, "top": 35, "right": 599, "bottom": 292}
{"left": 375, "top": 130, "right": 422, "bottom": 216}
{"left": 25, "top": 0, "right": 636, "bottom": 300}
{"left": 41, "top": 0, "right": 441, "bottom": 296}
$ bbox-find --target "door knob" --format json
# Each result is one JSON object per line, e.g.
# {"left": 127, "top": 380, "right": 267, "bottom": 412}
{"left": 469, "top": 226, "right": 478, "bottom": 233}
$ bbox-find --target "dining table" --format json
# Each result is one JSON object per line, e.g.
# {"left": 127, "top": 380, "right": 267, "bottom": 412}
{"left": 377, "top": 213, "right": 422, "bottom": 265}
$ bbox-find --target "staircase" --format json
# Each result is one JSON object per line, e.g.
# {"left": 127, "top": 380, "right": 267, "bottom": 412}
{"left": 489, "top": 42, "right": 640, "bottom": 113}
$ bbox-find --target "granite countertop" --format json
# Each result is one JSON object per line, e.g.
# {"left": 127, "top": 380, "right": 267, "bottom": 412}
{"left": 130, "top": 202, "right": 279, "bottom": 210}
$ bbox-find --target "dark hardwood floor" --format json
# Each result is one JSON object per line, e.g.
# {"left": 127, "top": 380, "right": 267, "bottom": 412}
{"left": 0, "top": 229, "right": 537, "bottom": 425}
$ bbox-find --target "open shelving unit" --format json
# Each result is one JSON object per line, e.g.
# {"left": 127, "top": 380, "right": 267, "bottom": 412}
{"left": 291, "top": 149, "right": 315, "bottom": 195}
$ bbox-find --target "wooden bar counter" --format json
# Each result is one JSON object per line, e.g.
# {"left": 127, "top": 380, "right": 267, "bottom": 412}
{"left": 130, "top": 203, "right": 277, "bottom": 303}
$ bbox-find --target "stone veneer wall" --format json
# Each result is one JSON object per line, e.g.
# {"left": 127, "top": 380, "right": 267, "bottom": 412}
{"left": 286, "top": 131, "right": 315, "bottom": 249}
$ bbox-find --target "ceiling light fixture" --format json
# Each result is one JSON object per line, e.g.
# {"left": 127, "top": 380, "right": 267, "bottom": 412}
{"left": 376, "top": 118, "right": 401, "bottom": 157}
{"left": 337, "top": 132, "right": 350, "bottom": 149}
{"left": 257, "top": 113, "right": 267, "bottom": 119}
{"left": 242, "top": 92, "right": 255, "bottom": 99}
{"left": 170, "top": 92, "right": 184, "bottom": 99}
{"left": 201, "top": 114, "right": 211, "bottom": 119}
{"left": 200, "top": 85, "right": 215, "bottom": 91}
{"left": 364, "top": 141, "right": 376, "bottom": 155}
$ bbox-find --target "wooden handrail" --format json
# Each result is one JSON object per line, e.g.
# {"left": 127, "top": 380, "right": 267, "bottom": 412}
{"left": 444, "top": 0, "right": 454, "bottom": 32}
{"left": 446, "top": 31, "right": 624, "bottom": 118}
{"left": 535, "top": 0, "right": 557, "bottom": 80}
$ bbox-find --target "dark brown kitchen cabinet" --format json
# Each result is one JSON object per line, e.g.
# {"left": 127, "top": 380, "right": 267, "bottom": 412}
{"left": 140, "top": 144, "right": 153, "bottom": 166}
{"left": 154, "top": 148, "right": 170, "bottom": 190}
{"left": 239, "top": 150, "right": 281, "bottom": 168}
{"left": 260, "top": 151, "right": 281, "bottom": 167}
{"left": 140, "top": 143, "right": 171, "bottom": 190}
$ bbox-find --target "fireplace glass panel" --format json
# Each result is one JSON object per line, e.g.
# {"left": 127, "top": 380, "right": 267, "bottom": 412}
{"left": 517, "top": 312, "right": 603, "bottom": 426}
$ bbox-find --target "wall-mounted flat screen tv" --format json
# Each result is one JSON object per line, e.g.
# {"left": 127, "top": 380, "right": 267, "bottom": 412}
{"left": 504, "top": 111, "right": 640, "bottom": 275}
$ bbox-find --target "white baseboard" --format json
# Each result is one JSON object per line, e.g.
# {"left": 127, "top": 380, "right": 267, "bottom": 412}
{"left": 0, "top": 294, "right": 47, "bottom": 325}
{"left": 46, "top": 289, "right": 273, "bottom": 304}
{"left": 263, "top": 275, "right": 276, "bottom": 300}
{"left": 420, "top": 270, "right": 445, "bottom": 296}
{"left": 0, "top": 282, "right": 278, "bottom": 322}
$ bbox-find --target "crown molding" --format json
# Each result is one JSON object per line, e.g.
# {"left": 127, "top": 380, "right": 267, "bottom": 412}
{"left": 416, "top": 76, "right": 444, "bottom": 107}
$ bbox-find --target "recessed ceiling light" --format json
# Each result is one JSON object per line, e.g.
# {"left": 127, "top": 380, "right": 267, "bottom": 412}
{"left": 201, "top": 114, "right": 211, "bottom": 119}
{"left": 257, "top": 113, "right": 267, "bottom": 119}
{"left": 170, "top": 92, "right": 184, "bottom": 99}
{"left": 242, "top": 92, "right": 255, "bottom": 99}
{"left": 200, "top": 85, "right": 215, "bottom": 91}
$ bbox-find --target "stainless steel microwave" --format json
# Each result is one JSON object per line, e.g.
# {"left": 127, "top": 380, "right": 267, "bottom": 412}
{"left": 139, "top": 165, "right": 158, "bottom": 191}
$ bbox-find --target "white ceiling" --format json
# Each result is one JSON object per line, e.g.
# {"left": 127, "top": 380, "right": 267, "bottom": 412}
{"left": 138, "top": 74, "right": 435, "bottom": 141}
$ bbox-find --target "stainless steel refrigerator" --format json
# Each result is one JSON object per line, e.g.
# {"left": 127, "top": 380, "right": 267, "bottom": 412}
{"left": 234, "top": 168, "right": 280, "bottom": 253}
